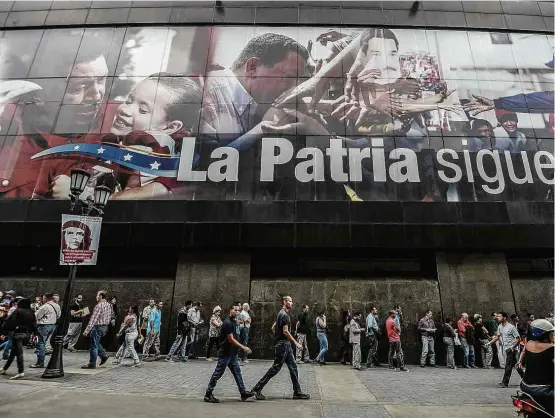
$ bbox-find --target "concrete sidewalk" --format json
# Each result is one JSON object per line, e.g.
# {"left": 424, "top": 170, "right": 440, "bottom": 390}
{"left": 0, "top": 352, "right": 516, "bottom": 418}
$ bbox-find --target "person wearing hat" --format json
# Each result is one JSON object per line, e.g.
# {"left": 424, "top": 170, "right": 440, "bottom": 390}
{"left": 516, "top": 319, "right": 554, "bottom": 416}
{"left": 206, "top": 306, "right": 223, "bottom": 361}
{"left": 1, "top": 290, "right": 15, "bottom": 306}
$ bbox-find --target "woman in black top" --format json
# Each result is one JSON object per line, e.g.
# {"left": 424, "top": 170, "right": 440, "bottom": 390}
{"left": 0, "top": 298, "right": 36, "bottom": 379}
{"left": 517, "top": 319, "right": 554, "bottom": 415}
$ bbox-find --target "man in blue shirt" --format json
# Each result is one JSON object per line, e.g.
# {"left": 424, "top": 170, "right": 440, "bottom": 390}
{"left": 366, "top": 306, "right": 381, "bottom": 367}
{"left": 142, "top": 301, "right": 163, "bottom": 359}
{"left": 204, "top": 303, "right": 253, "bottom": 403}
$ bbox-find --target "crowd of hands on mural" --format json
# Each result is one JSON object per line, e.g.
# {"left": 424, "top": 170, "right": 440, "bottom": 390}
{"left": 1, "top": 27, "right": 553, "bottom": 201}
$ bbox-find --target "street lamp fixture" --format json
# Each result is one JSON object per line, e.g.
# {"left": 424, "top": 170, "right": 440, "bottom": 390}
{"left": 42, "top": 168, "right": 112, "bottom": 379}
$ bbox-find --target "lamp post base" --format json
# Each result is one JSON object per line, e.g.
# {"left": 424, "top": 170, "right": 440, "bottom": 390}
{"left": 42, "top": 335, "right": 65, "bottom": 378}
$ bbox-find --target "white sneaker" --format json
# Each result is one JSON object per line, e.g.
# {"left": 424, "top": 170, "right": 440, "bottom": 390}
{"left": 10, "top": 373, "right": 24, "bottom": 380}
{"left": 206, "top": 358, "right": 214, "bottom": 361}
{"left": 132, "top": 361, "right": 140, "bottom": 367}
{"left": 244, "top": 360, "right": 250, "bottom": 364}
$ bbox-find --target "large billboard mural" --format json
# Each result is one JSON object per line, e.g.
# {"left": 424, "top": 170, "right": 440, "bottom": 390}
{"left": 0, "top": 26, "right": 552, "bottom": 202}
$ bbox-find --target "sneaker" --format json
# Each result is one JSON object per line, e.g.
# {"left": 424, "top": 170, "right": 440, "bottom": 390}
{"left": 498, "top": 382, "right": 508, "bottom": 388}
{"left": 240, "top": 391, "right": 254, "bottom": 401}
{"left": 470, "top": 365, "right": 478, "bottom": 369}
{"left": 178, "top": 357, "right": 188, "bottom": 363}
{"left": 165, "top": 357, "right": 173, "bottom": 362}
{"left": 253, "top": 391, "right": 266, "bottom": 400}
{"left": 132, "top": 361, "right": 140, "bottom": 368}
{"left": 353, "top": 367, "right": 362, "bottom": 371}
{"left": 0, "top": 369, "right": 6, "bottom": 375}
{"left": 99, "top": 356, "right": 109, "bottom": 366}
{"left": 462, "top": 365, "right": 470, "bottom": 369}
{"left": 67, "top": 348, "right": 75, "bottom": 353}
{"left": 293, "top": 392, "right": 310, "bottom": 400}
{"left": 81, "top": 364, "right": 96, "bottom": 369}
{"left": 204, "top": 393, "right": 220, "bottom": 403}
{"left": 420, "top": 365, "right": 426, "bottom": 368}
{"left": 30, "top": 363, "right": 44, "bottom": 369}
{"left": 244, "top": 360, "right": 250, "bottom": 364}
{"left": 388, "top": 366, "right": 396, "bottom": 370}
{"left": 399, "top": 367, "right": 409, "bottom": 372}
{"left": 206, "top": 358, "right": 213, "bottom": 362}
{"left": 10, "top": 373, "right": 24, "bottom": 380}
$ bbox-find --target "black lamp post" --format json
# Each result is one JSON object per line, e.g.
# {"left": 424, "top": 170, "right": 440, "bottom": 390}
{"left": 42, "top": 168, "right": 112, "bottom": 379}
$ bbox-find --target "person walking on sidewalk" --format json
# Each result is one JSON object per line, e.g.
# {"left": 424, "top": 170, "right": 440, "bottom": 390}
{"left": 474, "top": 314, "right": 493, "bottom": 368}
{"left": 443, "top": 317, "right": 457, "bottom": 370}
{"left": 251, "top": 296, "right": 310, "bottom": 400}
{"left": 314, "top": 310, "right": 328, "bottom": 365}
{"left": 349, "top": 312, "right": 363, "bottom": 370}
{"left": 418, "top": 310, "right": 437, "bottom": 368}
{"left": 488, "top": 312, "right": 521, "bottom": 388}
{"left": 142, "top": 301, "right": 163, "bottom": 359}
{"left": 0, "top": 298, "right": 36, "bottom": 379}
{"left": 457, "top": 313, "right": 477, "bottom": 368}
{"left": 63, "top": 294, "right": 84, "bottom": 352}
{"left": 366, "top": 306, "right": 380, "bottom": 368}
{"left": 386, "top": 310, "right": 409, "bottom": 372}
{"left": 81, "top": 290, "right": 112, "bottom": 369}
{"left": 238, "top": 303, "right": 251, "bottom": 365}
{"left": 295, "top": 305, "right": 311, "bottom": 363}
{"left": 203, "top": 303, "right": 254, "bottom": 403}
{"left": 31, "top": 293, "right": 60, "bottom": 369}
{"left": 166, "top": 301, "right": 192, "bottom": 362}
{"left": 114, "top": 306, "right": 141, "bottom": 367}
{"left": 206, "top": 305, "right": 223, "bottom": 361}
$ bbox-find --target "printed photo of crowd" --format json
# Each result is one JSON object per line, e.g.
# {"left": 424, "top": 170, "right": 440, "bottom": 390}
{"left": 0, "top": 26, "right": 552, "bottom": 202}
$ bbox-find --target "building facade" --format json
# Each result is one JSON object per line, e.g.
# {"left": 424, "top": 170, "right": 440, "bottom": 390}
{"left": 0, "top": 0, "right": 553, "bottom": 363}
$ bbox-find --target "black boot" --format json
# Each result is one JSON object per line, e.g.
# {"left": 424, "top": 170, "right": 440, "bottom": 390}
{"left": 241, "top": 391, "right": 254, "bottom": 401}
{"left": 204, "top": 392, "right": 219, "bottom": 403}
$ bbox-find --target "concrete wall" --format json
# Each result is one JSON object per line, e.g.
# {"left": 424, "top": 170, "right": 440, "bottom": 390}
{"left": 436, "top": 253, "right": 516, "bottom": 320}
{"left": 249, "top": 277, "right": 442, "bottom": 365}
{"left": 511, "top": 278, "right": 554, "bottom": 318}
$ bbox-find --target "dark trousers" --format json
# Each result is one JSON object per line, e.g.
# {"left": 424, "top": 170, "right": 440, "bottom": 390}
{"left": 253, "top": 341, "right": 301, "bottom": 394}
{"left": 339, "top": 341, "right": 352, "bottom": 363}
{"left": 206, "top": 337, "right": 220, "bottom": 358}
{"left": 239, "top": 327, "right": 250, "bottom": 360}
{"left": 502, "top": 348, "right": 524, "bottom": 385}
{"left": 206, "top": 354, "right": 246, "bottom": 395}
{"left": 366, "top": 334, "right": 379, "bottom": 365}
{"left": 388, "top": 341, "right": 405, "bottom": 368}
{"left": 2, "top": 333, "right": 27, "bottom": 373}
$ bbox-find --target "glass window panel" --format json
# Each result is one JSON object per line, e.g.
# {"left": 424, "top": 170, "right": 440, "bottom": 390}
{"left": 429, "top": 30, "right": 477, "bottom": 81}
{"left": 29, "top": 29, "right": 84, "bottom": 78}
{"left": 468, "top": 31, "right": 519, "bottom": 82}
{"left": 164, "top": 27, "right": 212, "bottom": 76}
{"left": 0, "top": 30, "right": 43, "bottom": 79}
{"left": 115, "top": 27, "right": 170, "bottom": 78}
{"left": 75, "top": 28, "right": 126, "bottom": 77}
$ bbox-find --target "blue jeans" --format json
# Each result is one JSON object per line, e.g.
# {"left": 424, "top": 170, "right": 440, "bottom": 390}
{"left": 2, "top": 333, "right": 13, "bottom": 360}
{"left": 206, "top": 354, "right": 246, "bottom": 394}
{"left": 239, "top": 327, "right": 250, "bottom": 360}
{"left": 316, "top": 333, "right": 328, "bottom": 362}
{"left": 253, "top": 341, "right": 302, "bottom": 395}
{"left": 36, "top": 324, "right": 56, "bottom": 365}
{"left": 461, "top": 337, "right": 475, "bottom": 366}
{"left": 89, "top": 325, "right": 108, "bottom": 366}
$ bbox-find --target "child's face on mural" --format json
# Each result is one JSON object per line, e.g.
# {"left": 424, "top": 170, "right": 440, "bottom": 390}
{"left": 111, "top": 79, "right": 177, "bottom": 136}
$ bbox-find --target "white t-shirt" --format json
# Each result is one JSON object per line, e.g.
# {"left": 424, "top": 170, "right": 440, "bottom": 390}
{"left": 238, "top": 310, "right": 251, "bottom": 329}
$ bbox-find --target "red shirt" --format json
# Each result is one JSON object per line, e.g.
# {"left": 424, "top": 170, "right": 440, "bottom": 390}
{"left": 386, "top": 317, "right": 400, "bottom": 342}
{"left": 457, "top": 318, "right": 473, "bottom": 338}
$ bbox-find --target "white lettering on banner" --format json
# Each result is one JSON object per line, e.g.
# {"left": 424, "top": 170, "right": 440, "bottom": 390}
{"left": 176, "top": 137, "right": 555, "bottom": 195}
{"left": 436, "top": 149, "right": 462, "bottom": 183}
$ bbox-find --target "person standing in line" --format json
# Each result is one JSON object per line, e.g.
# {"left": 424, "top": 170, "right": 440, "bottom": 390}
{"left": 203, "top": 303, "right": 254, "bottom": 403}
{"left": 142, "top": 300, "right": 163, "bottom": 360}
{"left": 114, "top": 306, "right": 141, "bottom": 367}
{"left": 393, "top": 305, "right": 403, "bottom": 333}
{"left": 206, "top": 305, "right": 223, "bottom": 361}
{"left": 339, "top": 310, "right": 352, "bottom": 365}
{"left": 140, "top": 299, "right": 155, "bottom": 337}
{"left": 474, "top": 314, "right": 493, "bottom": 369}
{"left": 485, "top": 312, "right": 503, "bottom": 368}
{"left": 44, "top": 293, "right": 61, "bottom": 356}
{"left": 365, "top": 306, "right": 381, "bottom": 368}
{"left": 386, "top": 310, "right": 409, "bottom": 372}
{"left": 81, "top": 290, "right": 112, "bottom": 369}
{"left": 314, "top": 310, "right": 328, "bottom": 365}
{"left": 295, "top": 305, "right": 311, "bottom": 364}
{"left": 251, "top": 296, "right": 310, "bottom": 400}
{"left": 238, "top": 303, "right": 251, "bottom": 365}
{"left": 349, "top": 312, "right": 363, "bottom": 370}
{"left": 443, "top": 317, "right": 457, "bottom": 370}
{"left": 63, "top": 294, "right": 84, "bottom": 352}
{"left": 0, "top": 298, "right": 36, "bottom": 379}
{"left": 186, "top": 301, "right": 203, "bottom": 359}
{"left": 31, "top": 293, "right": 60, "bottom": 369}
{"left": 417, "top": 310, "right": 437, "bottom": 368}
{"left": 166, "top": 300, "right": 192, "bottom": 362}
{"left": 488, "top": 312, "right": 521, "bottom": 388}
{"left": 457, "top": 313, "right": 476, "bottom": 368}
